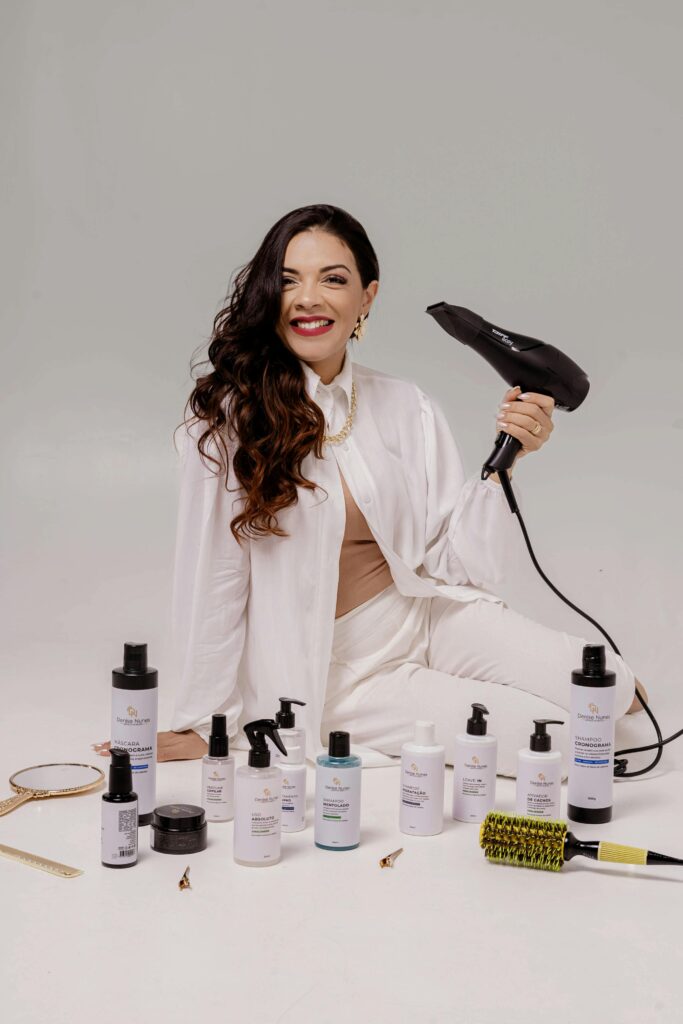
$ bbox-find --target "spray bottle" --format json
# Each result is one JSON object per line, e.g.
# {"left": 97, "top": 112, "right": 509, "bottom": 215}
{"left": 201, "top": 713, "right": 235, "bottom": 822}
{"left": 568, "top": 644, "right": 616, "bottom": 823}
{"left": 110, "top": 642, "right": 158, "bottom": 825}
{"left": 233, "top": 719, "right": 287, "bottom": 866}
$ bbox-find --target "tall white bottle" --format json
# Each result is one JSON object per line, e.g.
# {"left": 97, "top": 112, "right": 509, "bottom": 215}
{"left": 234, "top": 719, "right": 287, "bottom": 867}
{"left": 567, "top": 644, "right": 616, "bottom": 824}
{"left": 399, "top": 721, "right": 445, "bottom": 837}
{"left": 110, "top": 642, "right": 158, "bottom": 826}
{"left": 452, "top": 703, "right": 497, "bottom": 824}
{"left": 201, "top": 714, "right": 235, "bottom": 822}
{"left": 516, "top": 719, "right": 564, "bottom": 819}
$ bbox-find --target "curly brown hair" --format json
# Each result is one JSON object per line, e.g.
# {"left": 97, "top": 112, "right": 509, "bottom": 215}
{"left": 179, "top": 204, "right": 380, "bottom": 546}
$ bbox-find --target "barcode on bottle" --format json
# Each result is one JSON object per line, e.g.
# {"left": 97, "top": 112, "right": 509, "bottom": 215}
{"left": 119, "top": 849, "right": 135, "bottom": 858}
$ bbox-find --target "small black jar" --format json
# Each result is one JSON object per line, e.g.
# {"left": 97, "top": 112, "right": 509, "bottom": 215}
{"left": 150, "top": 804, "right": 208, "bottom": 854}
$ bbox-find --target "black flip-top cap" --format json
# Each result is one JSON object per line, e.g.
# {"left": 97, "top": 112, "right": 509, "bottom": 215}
{"left": 113, "top": 641, "right": 158, "bottom": 690}
{"left": 208, "top": 714, "right": 229, "bottom": 757}
{"left": 582, "top": 644, "right": 606, "bottom": 677}
{"left": 108, "top": 747, "right": 134, "bottom": 796}
{"left": 328, "top": 731, "right": 350, "bottom": 757}
{"left": 467, "top": 703, "right": 489, "bottom": 736}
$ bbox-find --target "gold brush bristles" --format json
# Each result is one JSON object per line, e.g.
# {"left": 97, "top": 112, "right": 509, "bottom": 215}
{"left": 479, "top": 811, "right": 567, "bottom": 872}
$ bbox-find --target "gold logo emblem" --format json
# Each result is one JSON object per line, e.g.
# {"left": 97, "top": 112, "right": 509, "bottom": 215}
{"left": 538, "top": 772, "right": 546, "bottom": 782}
{"left": 263, "top": 788, "right": 271, "bottom": 797}
{"left": 333, "top": 777, "right": 342, "bottom": 786}
{"left": 588, "top": 703, "right": 599, "bottom": 714}
{"left": 472, "top": 755, "right": 480, "bottom": 766}
{"left": 127, "top": 705, "right": 138, "bottom": 717}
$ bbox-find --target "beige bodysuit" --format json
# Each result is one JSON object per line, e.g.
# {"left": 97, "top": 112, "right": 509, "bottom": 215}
{"left": 335, "top": 467, "right": 394, "bottom": 619}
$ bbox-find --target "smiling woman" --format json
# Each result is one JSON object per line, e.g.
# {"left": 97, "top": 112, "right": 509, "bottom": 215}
{"left": 95, "top": 203, "right": 641, "bottom": 769}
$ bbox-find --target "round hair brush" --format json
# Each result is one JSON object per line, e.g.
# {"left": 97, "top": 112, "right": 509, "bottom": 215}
{"left": 479, "top": 811, "right": 683, "bottom": 872}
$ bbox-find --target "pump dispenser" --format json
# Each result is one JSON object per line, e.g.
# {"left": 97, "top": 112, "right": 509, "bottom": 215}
{"left": 452, "top": 703, "right": 498, "bottom": 823}
{"left": 516, "top": 719, "right": 564, "bottom": 819}
{"left": 233, "top": 719, "right": 287, "bottom": 866}
{"left": 568, "top": 643, "right": 616, "bottom": 824}
{"left": 110, "top": 641, "right": 158, "bottom": 825}
{"left": 101, "top": 748, "right": 138, "bottom": 867}
{"left": 201, "top": 713, "right": 235, "bottom": 822}
{"left": 267, "top": 698, "right": 307, "bottom": 764}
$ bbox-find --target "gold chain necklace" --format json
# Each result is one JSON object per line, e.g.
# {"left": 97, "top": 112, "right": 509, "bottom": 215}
{"left": 323, "top": 380, "right": 357, "bottom": 445}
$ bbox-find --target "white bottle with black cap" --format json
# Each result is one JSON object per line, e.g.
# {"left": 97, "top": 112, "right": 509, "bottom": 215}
{"left": 234, "top": 719, "right": 287, "bottom": 867}
{"left": 201, "top": 713, "right": 235, "bottom": 822}
{"left": 399, "top": 720, "right": 445, "bottom": 837}
{"left": 110, "top": 642, "right": 158, "bottom": 825}
{"left": 516, "top": 719, "right": 564, "bottom": 819}
{"left": 267, "top": 698, "right": 307, "bottom": 765}
{"left": 568, "top": 643, "right": 616, "bottom": 824}
{"left": 452, "top": 703, "right": 497, "bottom": 823}
{"left": 101, "top": 748, "right": 138, "bottom": 867}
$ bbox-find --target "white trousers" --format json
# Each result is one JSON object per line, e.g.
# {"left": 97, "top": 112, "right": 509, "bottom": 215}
{"left": 321, "top": 581, "right": 636, "bottom": 776}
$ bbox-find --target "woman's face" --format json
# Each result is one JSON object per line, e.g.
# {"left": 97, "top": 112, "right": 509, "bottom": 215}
{"left": 276, "top": 228, "right": 378, "bottom": 383}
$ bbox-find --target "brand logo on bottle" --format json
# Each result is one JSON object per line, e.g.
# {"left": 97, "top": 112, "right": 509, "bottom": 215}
{"left": 578, "top": 702, "right": 610, "bottom": 723}
{"left": 127, "top": 705, "right": 138, "bottom": 717}
{"left": 472, "top": 755, "right": 480, "bottom": 765}
{"left": 282, "top": 777, "right": 289, "bottom": 785}
{"left": 333, "top": 777, "right": 342, "bottom": 786}
{"left": 263, "top": 788, "right": 271, "bottom": 797}
{"left": 210, "top": 770, "right": 221, "bottom": 780}
{"left": 538, "top": 772, "right": 546, "bottom": 782}
{"left": 411, "top": 763, "right": 418, "bottom": 772}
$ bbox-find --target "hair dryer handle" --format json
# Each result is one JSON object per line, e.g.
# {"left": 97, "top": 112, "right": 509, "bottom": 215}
{"left": 482, "top": 431, "right": 522, "bottom": 479}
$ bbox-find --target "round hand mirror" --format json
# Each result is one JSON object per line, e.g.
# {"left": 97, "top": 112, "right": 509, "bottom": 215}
{"left": 0, "top": 763, "right": 105, "bottom": 816}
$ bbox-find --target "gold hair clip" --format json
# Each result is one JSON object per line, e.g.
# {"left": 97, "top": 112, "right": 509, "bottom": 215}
{"left": 379, "top": 847, "right": 404, "bottom": 869}
{"left": 178, "top": 865, "right": 192, "bottom": 891}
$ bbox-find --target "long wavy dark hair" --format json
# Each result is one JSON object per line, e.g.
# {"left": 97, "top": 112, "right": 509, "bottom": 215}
{"left": 180, "top": 204, "right": 380, "bottom": 546}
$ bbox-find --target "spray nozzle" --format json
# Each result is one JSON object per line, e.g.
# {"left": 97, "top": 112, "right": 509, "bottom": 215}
{"left": 244, "top": 719, "right": 287, "bottom": 768}
{"left": 530, "top": 718, "right": 564, "bottom": 752}
{"left": 467, "top": 703, "right": 489, "bottom": 736}
{"left": 275, "top": 697, "right": 306, "bottom": 729}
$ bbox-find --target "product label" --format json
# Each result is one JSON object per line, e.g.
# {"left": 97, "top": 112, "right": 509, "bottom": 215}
{"left": 568, "top": 685, "right": 614, "bottom": 810}
{"left": 522, "top": 776, "right": 558, "bottom": 818}
{"left": 234, "top": 774, "right": 282, "bottom": 863}
{"left": 111, "top": 687, "right": 158, "bottom": 817}
{"left": 201, "top": 759, "right": 234, "bottom": 820}
{"left": 399, "top": 750, "right": 444, "bottom": 836}
{"left": 280, "top": 766, "right": 306, "bottom": 832}
{"left": 314, "top": 764, "right": 361, "bottom": 847}
{"left": 101, "top": 800, "right": 138, "bottom": 865}
{"left": 452, "top": 740, "right": 497, "bottom": 822}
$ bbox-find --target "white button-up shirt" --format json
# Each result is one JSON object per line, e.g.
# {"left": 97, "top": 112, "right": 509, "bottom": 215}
{"left": 170, "top": 341, "right": 523, "bottom": 762}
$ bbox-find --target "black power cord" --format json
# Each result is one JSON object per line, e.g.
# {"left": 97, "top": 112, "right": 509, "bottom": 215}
{"left": 497, "top": 468, "right": 668, "bottom": 778}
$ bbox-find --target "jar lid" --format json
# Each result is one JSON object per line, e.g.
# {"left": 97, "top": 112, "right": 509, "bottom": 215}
{"left": 152, "top": 804, "right": 206, "bottom": 832}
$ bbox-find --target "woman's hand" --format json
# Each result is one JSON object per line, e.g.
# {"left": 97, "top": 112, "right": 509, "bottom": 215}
{"left": 92, "top": 730, "right": 208, "bottom": 763}
{"left": 496, "top": 385, "right": 556, "bottom": 461}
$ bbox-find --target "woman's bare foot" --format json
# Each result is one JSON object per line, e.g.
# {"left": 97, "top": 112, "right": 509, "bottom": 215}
{"left": 91, "top": 730, "right": 208, "bottom": 762}
{"left": 627, "top": 677, "right": 649, "bottom": 714}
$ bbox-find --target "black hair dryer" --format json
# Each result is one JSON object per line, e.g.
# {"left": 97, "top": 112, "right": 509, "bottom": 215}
{"left": 425, "top": 302, "right": 590, "bottom": 480}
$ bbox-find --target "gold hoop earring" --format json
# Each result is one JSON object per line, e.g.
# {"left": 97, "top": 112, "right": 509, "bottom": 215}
{"left": 352, "top": 313, "right": 368, "bottom": 341}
